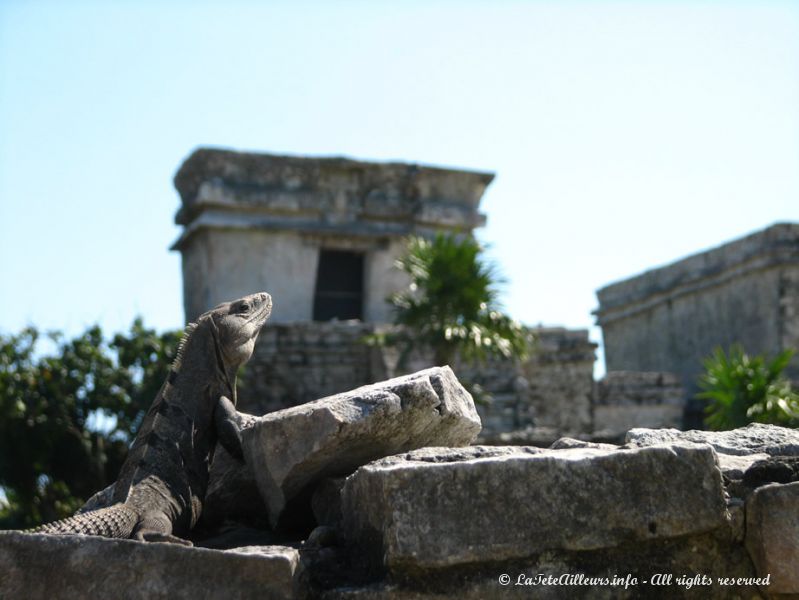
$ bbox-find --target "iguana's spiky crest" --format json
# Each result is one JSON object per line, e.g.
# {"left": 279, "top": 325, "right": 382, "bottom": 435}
{"left": 171, "top": 322, "right": 198, "bottom": 372}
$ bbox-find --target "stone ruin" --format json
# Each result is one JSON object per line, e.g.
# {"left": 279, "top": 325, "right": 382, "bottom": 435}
{"left": 171, "top": 148, "right": 492, "bottom": 325}
{"left": 596, "top": 223, "right": 799, "bottom": 427}
{"left": 7, "top": 152, "right": 797, "bottom": 597}
{"left": 2, "top": 367, "right": 796, "bottom": 598}
{"left": 596, "top": 223, "right": 799, "bottom": 390}
{"left": 169, "top": 147, "right": 684, "bottom": 443}
{"left": 170, "top": 153, "right": 799, "bottom": 443}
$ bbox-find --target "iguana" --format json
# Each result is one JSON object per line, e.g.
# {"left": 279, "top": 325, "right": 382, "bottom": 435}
{"left": 28, "top": 292, "right": 272, "bottom": 544}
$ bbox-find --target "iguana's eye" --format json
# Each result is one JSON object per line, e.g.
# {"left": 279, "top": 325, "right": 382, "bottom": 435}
{"left": 238, "top": 302, "right": 250, "bottom": 313}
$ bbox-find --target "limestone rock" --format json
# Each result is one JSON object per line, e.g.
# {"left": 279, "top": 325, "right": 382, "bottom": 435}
{"left": 626, "top": 423, "right": 799, "bottom": 456}
{"left": 0, "top": 531, "right": 304, "bottom": 600}
{"left": 745, "top": 481, "right": 799, "bottom": 594}
{"left": 340, "top": 443, "right": 728, "bottom": 571}
{"left": 243, "top": 366, "right": 481, "bottom": 527}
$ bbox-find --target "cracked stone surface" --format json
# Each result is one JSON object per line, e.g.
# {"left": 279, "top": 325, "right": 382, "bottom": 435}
{"left": 340, "top": 442, "right": 728, "bottom": 571}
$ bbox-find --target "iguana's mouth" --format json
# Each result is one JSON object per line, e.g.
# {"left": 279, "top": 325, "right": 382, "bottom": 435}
{"left": 247, "top": 292, "right": 272, "bottom": 331}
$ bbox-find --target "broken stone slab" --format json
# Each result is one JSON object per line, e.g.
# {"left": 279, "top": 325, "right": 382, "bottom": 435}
{"left": 745, "top": 481, "right": 799, "bottom": 595}
{"left": 243, "top": 366, "right": 481, "bottom": 527}
{"left": 0, "top": 531, "right": 304, "bottom": 600}
{"left": 626, "top": 423, "right": 799, "bottom": 456}
{"left": 340, "top": 443, "right": 728, "bottom": 571}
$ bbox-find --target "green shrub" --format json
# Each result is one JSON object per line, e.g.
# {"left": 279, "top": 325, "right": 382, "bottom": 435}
{"left": 697, "top": 345, "right": 799, "bottom": 430}
{"left": 0, "top": 320, "right": 181, "bottom": 528}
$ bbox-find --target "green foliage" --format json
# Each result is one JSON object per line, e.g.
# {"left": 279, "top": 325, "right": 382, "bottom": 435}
{"left": 368, "top": 233, "right": 531, "bottom": 368}
{"left": 697, "top": 345, "right": 799, "bottom": 431}
{"left": 0, "top": 320, "right": 181, "bottom": 528}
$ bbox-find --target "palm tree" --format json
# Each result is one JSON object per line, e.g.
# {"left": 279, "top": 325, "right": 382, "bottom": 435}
{"left": 372, "top": 233, "right": 531, "bottom": 370}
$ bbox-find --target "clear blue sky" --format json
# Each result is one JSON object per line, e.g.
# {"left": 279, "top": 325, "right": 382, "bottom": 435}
{"left": 2, "top": 1, "right": 798, "bottom": 375}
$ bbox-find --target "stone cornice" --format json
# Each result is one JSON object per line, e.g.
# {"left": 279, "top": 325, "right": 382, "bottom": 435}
{"left": 172, "top": 148, "right": 493, "bottom": 248}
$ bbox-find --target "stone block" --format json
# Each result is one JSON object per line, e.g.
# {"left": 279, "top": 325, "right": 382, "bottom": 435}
{"left": 745, "top": 481, "right": 799, "bottom": 594}
{"left": 243, "top": 366, "right": 481, "bottom": 527}
{"left": 626, "top": 422, "right": 799, "bottom": 456}
{"left": 340, "top": 443, "right": 728, "bottom": 571}
{"left": 0, "top": 531, "right": 304, "bottom": 600}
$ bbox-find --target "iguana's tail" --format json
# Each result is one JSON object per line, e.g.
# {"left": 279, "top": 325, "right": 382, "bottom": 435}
{"left": 27, "top": 504, "right": 138, "bottom": 538}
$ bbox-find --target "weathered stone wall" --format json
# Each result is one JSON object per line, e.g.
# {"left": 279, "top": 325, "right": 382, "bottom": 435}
{"left": 180, "top": 229, "right": 319, "bottom": 323}
{"left": 594, "top": 371, "right": 685, "bottom": 437}
{"left": 596, "top": 223, "right": 799, "bottom": 395}
{"left": 172, "top": 148, "right": 493, "bottom": 323}
{"left": 179, "top": 229, "right": 412, "bottom": 325}
{"left": 522, "top": 328, "right": 596, "bottom": 433}
{"left": 781, "top": 265, "right": 799, "bottom": 363}
{"left": 238, "top": 321, "right": 386, "bottom": 416}
{"left": 238, "top": 323, "right": 596, "bottom": 438}
{"left": 465, "top": 328, "right": 596, "bottom": 439}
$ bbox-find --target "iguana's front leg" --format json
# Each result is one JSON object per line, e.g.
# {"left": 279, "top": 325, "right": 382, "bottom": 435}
{"left": 214, "top": 395, "right": 244, "bottom": 460}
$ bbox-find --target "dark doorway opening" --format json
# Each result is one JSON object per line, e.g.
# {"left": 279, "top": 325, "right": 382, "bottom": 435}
{"left": 313, "top": 250, "right": 364, "bottom": 321}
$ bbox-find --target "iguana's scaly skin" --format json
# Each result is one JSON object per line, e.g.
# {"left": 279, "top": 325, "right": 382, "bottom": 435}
{"left": 30, "top": 292, "right": 272, "bottom": 544}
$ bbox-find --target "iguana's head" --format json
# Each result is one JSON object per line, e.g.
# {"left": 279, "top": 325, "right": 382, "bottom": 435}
{"left": 201, "top": 292, "right": 272, "bottom": 371}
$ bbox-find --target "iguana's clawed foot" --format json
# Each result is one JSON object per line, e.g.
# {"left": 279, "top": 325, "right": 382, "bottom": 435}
{"left": 136, "top": 531, "right": 194, "bottom": 546}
